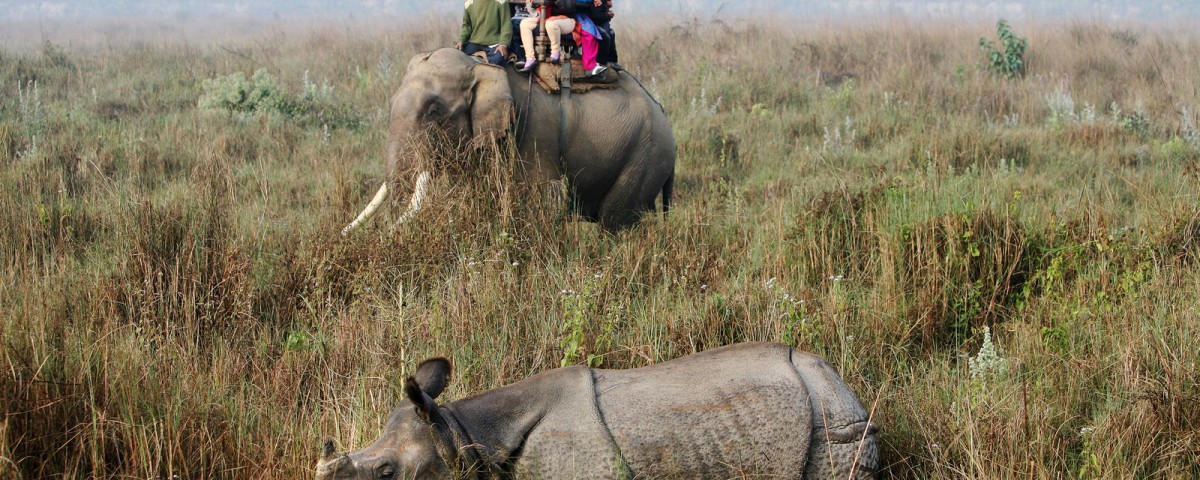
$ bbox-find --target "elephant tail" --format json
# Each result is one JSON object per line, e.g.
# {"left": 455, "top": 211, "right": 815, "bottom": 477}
{"left": 661, "top": 173, "right": 674, "bottom": 215}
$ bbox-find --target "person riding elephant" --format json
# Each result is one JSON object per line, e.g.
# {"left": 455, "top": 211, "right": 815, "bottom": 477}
{"left": 456, "top": 0, "right": 511, "bottom": 67}
{"left": 340, "top": 48, "right": 675, "bottom": 235}
{"left": 517, "top": 0, "right": 577, "bottom": 72}
{"left": 571, "top": 1, "right": 607, "bottom": 76}
{"left": 579, "top": 0, "right": 618, "bottom": 66}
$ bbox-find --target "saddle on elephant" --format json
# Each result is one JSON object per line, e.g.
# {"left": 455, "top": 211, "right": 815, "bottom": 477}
{"left": 529, "top": 60, "right": 620, "bottom": 94}
{"left": 468, "top": 42, "right": 620, "bottom": 94}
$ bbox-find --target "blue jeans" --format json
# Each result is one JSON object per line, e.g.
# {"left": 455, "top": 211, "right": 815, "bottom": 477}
{"left": 462, "top": 43, "right": 508, "bottom": 67}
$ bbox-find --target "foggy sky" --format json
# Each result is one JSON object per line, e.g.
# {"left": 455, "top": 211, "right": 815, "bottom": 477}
{"left": 2, "top": 0, "right": 1198, "bottom": 23}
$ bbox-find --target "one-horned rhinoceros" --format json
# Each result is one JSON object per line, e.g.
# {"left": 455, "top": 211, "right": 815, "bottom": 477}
{"left": 315, "top": 342, "right": 880, "bottom": 479}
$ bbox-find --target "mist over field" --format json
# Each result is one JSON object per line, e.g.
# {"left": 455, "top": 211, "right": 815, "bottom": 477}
{"left": 4, "top": 0, "right": 1199, "bottom": 51}
{"left": 3, "top": 0, "right": 1199, "bottom": 22}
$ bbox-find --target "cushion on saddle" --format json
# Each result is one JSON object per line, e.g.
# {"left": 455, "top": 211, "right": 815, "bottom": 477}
{"left": 529, "top": 60, "right": 619, "bottom": 94}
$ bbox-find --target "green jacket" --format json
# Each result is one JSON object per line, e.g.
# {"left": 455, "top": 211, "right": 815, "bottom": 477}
{"left": 459, "top": 0, "right": 513, "bottom": 47}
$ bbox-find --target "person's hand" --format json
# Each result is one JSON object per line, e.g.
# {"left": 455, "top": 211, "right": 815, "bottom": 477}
{"left": 455, "top": 42, "right": 463, "bottom": 50}
{"left": 594, "top": 0, "right": 601, "bottom": 6}
{"left": 497, "top": 45, "right": 508, "bottom": 57}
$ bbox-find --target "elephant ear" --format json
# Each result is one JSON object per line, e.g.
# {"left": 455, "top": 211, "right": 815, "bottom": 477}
{"left": 469, "top": 63, "right": 513, "bottom": 146}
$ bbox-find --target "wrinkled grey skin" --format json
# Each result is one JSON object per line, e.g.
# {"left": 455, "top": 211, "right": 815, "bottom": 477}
{"left": 316, "top": 342, "right": 880, "bottom": 479}
{"left": 344, "top": 47, "right": 675, "bottom": 232}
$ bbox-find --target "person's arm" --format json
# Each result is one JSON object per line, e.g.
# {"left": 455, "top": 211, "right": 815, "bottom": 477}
{"left": 498, "top": 4, "right": 512, "bottom": 46}
{"left": 458, "top": 8, "right": 473, "bottom": 47}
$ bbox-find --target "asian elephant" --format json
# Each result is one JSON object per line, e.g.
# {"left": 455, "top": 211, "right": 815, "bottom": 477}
{"left": 341, "top": 47, "right": 676, "bottom": 235}
{"left": 314, "top": 341, "right": 881, "bottom": 479}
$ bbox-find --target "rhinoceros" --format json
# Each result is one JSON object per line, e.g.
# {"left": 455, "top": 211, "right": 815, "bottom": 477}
{"left": 316, "top": 342, "right": 880, "bottom": 479}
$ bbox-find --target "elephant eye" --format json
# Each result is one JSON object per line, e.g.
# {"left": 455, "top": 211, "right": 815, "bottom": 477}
{"left": 421, "top": 99, "right": 445, "bottom": 121}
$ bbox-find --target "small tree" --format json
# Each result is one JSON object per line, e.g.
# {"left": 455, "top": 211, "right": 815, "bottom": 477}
{"left": 980, "top": 20, "right": 1027, "bottom": 79}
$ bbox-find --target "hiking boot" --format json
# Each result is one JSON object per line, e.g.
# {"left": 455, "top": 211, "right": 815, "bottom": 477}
{"left": 549, "top": 51, "right": 561, "bottom": 64}
{"left": 518, "top": 58, "right": 537, "bottom": 73}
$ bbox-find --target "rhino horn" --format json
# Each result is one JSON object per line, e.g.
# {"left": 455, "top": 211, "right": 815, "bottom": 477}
{"left": 321, "top": 439, "right": 337, "bottom": 461}
{"left": 315, "top": 439, "right": 350, "bottom": 479}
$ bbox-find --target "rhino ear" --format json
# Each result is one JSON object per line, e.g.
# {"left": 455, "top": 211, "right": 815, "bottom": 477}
{"left": 405, "top": 376, "right": 449, "bottom": 426}
{"left": 413, "top": 357, "right": 452, "bottom": 399}
{"left": 405, "top": 376, "right": 432, "bottom": 411}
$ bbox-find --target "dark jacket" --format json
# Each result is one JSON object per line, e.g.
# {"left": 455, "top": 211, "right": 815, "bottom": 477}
{"left": 552, "top": 0, "right": 576, "bottom": 16}
{"left": 575, "top": 0, "right": 613, "bottom": 24}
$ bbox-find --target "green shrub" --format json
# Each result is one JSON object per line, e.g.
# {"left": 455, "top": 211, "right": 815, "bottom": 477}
{"left": 980, "top": 20, "right": 1027, "bottom": 79}
{"left": 198, "top": 68, "right": 281, "bottom": 113}
{"left": 198, "top": 68, "right": 361, "bottom": 129}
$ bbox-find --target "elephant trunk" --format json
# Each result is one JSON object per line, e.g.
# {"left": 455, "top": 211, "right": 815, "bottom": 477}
{"left": 341, "top": 171, "right": 432, "bottom": 236}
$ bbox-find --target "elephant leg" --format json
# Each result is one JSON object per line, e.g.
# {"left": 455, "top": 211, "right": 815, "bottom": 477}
{"left": 597, "top": 163, "right": 669, "bottom": 230}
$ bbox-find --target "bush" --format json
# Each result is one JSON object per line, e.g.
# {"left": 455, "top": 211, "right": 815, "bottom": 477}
{"left": 198, "top": 69, "right": 361, "bottom": 129}
{"left": 980, "top": 20, "right": 1027, "bottom": 79}
{"left": 198, "top": 68, "right": 281, "bottom": 113}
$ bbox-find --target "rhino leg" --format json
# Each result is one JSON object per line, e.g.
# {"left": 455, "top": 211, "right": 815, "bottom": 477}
{"left": 790, "top": 351, "right": 882, "bottom": 478}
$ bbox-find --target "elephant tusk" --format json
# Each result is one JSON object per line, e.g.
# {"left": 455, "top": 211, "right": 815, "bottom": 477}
{"left": 341, "top": 183, "right": 390, "bottom": 236}
{"left": 392, "top": 171, "right": 431, "bottom": 228}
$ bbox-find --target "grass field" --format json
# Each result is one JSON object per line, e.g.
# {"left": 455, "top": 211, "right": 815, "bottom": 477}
{"left": 2, "top": 13, "right": 1199, "bottom": 479}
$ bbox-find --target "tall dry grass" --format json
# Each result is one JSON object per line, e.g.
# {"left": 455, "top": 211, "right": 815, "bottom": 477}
{"left": 2, "top": 14, "right": 1199, "bottom": 479}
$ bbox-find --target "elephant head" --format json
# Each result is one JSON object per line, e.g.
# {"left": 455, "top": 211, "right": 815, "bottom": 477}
{"left": 315, "top": 358, "right": 459, "bottom": 479}
{"left": 342, "top": 48, "right": 513, "bottom": 236}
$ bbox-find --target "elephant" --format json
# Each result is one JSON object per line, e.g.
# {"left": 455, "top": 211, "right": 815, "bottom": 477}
{"left": 315, "top": 342, "right": 880, "bottom": 479}
{"left": 341, "top": 47, "right": 676, "bottom": 235}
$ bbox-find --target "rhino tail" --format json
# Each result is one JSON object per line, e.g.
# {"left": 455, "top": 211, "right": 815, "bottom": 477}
{"left": 789, "top": 350, "right": 882, "bottom": 478}
{"left": 805, "top": 420, "right": 881, "bottom": 479}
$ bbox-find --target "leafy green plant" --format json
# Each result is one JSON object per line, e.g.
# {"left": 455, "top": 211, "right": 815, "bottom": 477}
{"left": 198, "top": 68, "right": 281, "bottom": 114}
{"left": 283, "top": 330, "right": 310, "bottom": 354}
{"left": 198, "top": 68, "right": 361, "bottom": 128}
{"left": 980, "top": 20, "right": 1027, "bottom": 79}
